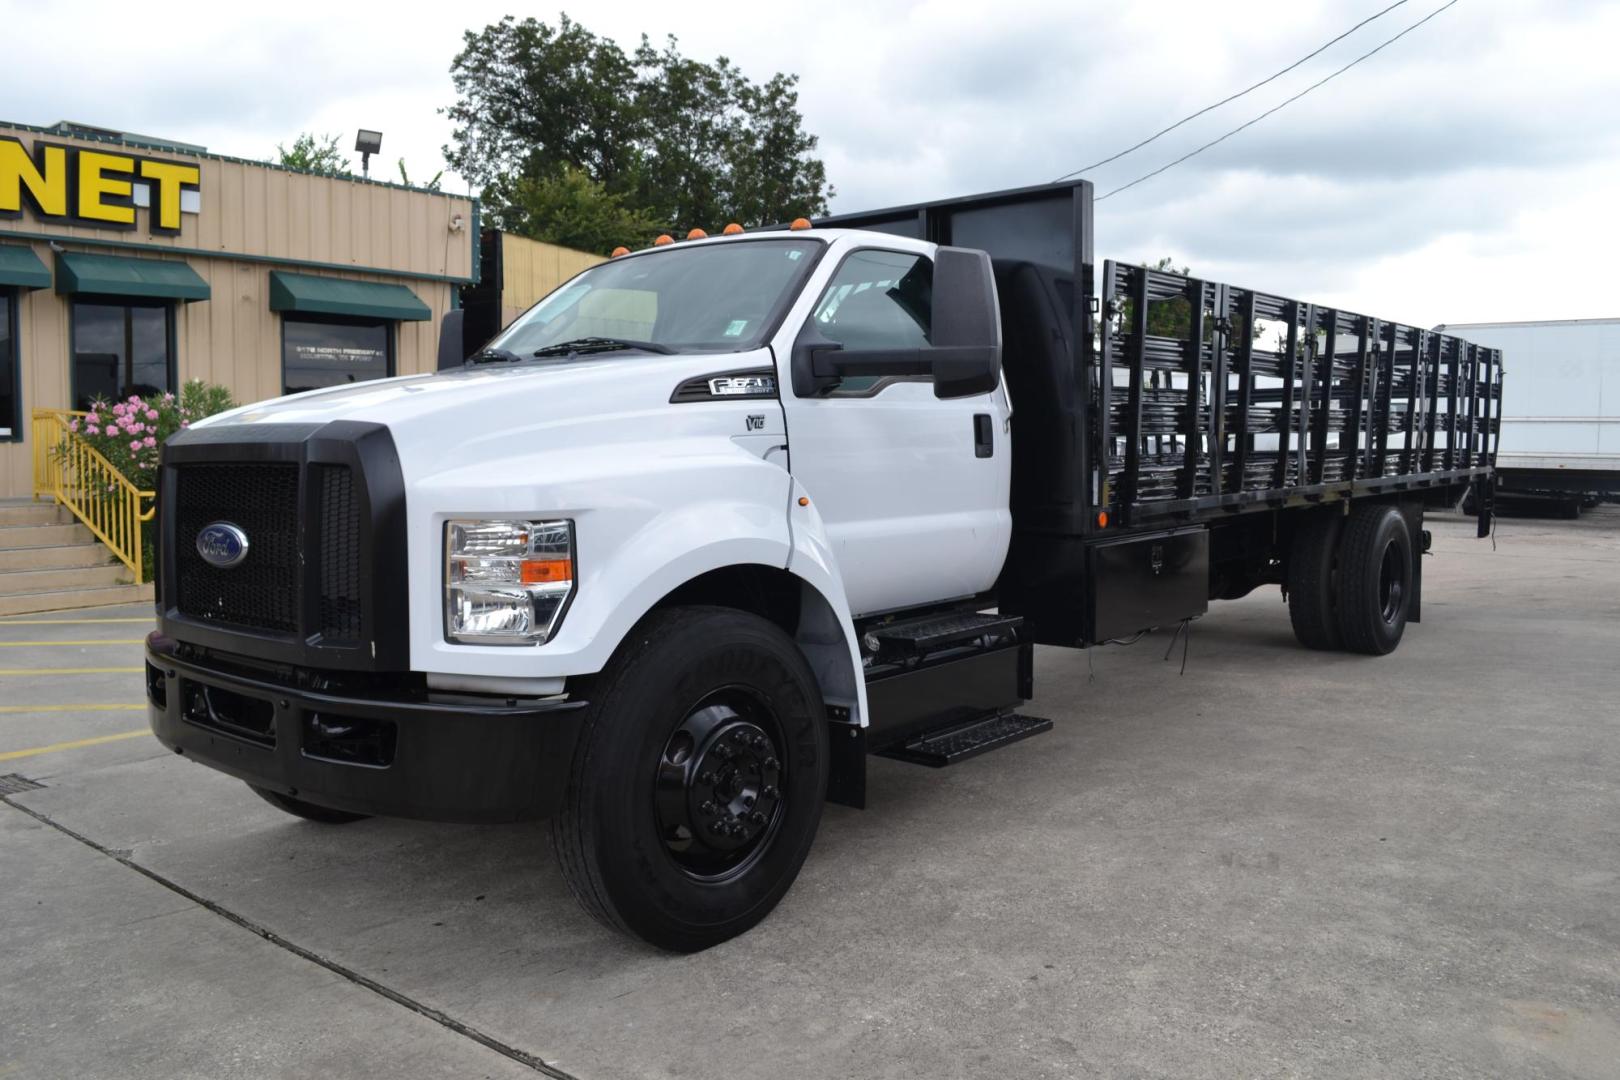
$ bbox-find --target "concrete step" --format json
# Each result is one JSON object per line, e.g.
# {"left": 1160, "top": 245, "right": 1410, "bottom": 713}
{"left": 0, "top": 502, "right": 73, "bottom": 527}
{"left": 0, "top": 543, "right": 117, "bottom": 573}
{"left": 0, "top": 563, "right": 132, "bottom": 596}
{"left": 0, "top": 582, "right": 153, "bottom": 617}
{"left": 0, "top": 522, "right": 97, "bottom": 550}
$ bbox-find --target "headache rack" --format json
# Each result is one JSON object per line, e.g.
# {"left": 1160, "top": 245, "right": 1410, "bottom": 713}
{"left": 1097, "top": 262, "right": 1503, "bottom": 526}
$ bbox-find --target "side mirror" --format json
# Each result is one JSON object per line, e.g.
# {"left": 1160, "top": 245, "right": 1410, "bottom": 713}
{"left": 789, "top": 246, "right": 1002, "bottom": 399}
{"left": 437, "top": 309, "right": 467, "bottom": 371}
{"left": 929, "top": 247, "right": 1001, "bottom": 399}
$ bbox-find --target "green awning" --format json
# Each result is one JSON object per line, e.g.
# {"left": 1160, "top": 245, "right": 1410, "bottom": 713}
{"left": 0, "top": 244, "right": 51, "bottom": 290}
{"left": 55, "top": 251, "right": 210, "bottom": 301}
{"left": 269, "top": 271, "right": 431, "bottom": 322}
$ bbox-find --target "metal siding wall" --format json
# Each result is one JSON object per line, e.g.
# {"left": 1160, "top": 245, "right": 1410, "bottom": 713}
{"left": 1, "top": 239, "right": 70, "bottom": 497}
{"left": 0, "top": 124, "right": 473, "bottom": 279}
{"left": 0, "top": 123, "right": 472, "bottom": 498}
{"left": 498, "top": 234, "right": 604, "bottom": 321}
{"left": 0, "top": 253, "right": 451, "bottom": 498}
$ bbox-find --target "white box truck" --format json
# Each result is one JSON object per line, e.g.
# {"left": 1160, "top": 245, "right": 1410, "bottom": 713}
{"left": 1436, "top": 317, "right": 1619, "bottom": 515}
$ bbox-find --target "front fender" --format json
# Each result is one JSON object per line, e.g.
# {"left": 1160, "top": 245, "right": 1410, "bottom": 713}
{"left": 407, "top": 441, "right": 867, "bottom": 727}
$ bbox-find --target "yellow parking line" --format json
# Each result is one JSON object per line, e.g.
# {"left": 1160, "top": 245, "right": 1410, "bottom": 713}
{"left": 0, "top": 618, "right": 153, "bottom": 625}
{"left": 0, "top": 730, "right": 148, "bottom": 762}
{"left": 0, "top": 667, "right": 143, "bottom": 676}
{"left": 0, "top": 640, "right": 145, "bottom": 647}
{"left": 0, "top": 703, "right": 145, "bottom": 714}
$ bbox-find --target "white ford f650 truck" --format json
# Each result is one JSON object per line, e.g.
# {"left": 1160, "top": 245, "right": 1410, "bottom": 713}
{"left": 147, "top": 181, "right": 1501, "bottom": 950}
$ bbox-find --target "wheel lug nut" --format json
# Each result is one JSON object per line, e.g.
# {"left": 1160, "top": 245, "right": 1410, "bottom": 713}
{"left": 763, "top": 785, "right": 778, "bottom": 798}
{"left": 700, "top": 800, "right": 715, "bottom": 815}
{"left": 764, "top": 757, "right": 779, "bottom": 770}
{"left": 751, "top": 811, "right": 765, "bottom": 825}
{"left": 699, "top": 771, "right": 714, "bottom": 784}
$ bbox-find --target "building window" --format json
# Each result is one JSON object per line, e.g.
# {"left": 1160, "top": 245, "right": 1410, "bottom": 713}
{"left": 71, "top": 300, "right": 176, "bottom": 410}
{"left": 0, "top": 290, "right": 17, "bottom": 440}
{"left": 282, "top": 314, "right": 394, "bottom": 396}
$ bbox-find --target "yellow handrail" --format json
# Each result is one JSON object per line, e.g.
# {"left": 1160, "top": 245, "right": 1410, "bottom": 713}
{"left": 31, "top": 408, "right": 157, "bottom": 582}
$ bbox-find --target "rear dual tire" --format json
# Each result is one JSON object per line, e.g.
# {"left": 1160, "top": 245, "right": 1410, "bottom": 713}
{"left": 1287, "top": 503, "right": 1414, "bottom": 656}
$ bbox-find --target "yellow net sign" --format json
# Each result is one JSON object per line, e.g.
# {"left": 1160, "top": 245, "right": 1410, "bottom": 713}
{"left": 0, "top": 135, "right": 201, "bottom": 236}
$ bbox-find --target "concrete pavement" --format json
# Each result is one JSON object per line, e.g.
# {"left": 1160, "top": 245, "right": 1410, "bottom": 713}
{"left": 2, "top": 510, "right": 1618, "bottom": 1078}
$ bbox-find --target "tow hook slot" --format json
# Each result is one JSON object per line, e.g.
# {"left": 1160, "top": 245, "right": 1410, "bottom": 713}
{"left": 181, "top": 680, "right": 276, "bottom": 747}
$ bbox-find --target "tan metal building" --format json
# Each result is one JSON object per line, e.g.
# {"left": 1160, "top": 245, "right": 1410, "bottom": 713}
{"left": 0, "top": 120, "right": 477, "bottom": 499}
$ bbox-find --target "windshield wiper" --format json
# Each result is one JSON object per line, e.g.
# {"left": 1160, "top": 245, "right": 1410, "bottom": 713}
{"left": 531, "top": 337, "right": 677, "bottom": 357}
{"left": 466, "top": 346, "right": 525, "bottom": 364}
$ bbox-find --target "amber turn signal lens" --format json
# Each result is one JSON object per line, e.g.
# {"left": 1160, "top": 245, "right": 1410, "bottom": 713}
{"left": 1097, "top": 511, "right": 1109, "bottom": 528}
{"left": 722, "top": 222, "right": 744, "bottom": 235}
{"left": 654, "top": 234, "right": 674, "bottom": 246}
{"left": 520, "top": 559, "right": 572, "bottom": 585}
{"left": 610, "top": 246, "right": 630, "bottom": 257}
{"left": 797, "top": 496, "right": 809, "bottom": 507}
{"left": 789, "top": 217, "right": 812, "bottom": 231}
{"left": 686, "top": 228, "right": 707, "bottom": 240}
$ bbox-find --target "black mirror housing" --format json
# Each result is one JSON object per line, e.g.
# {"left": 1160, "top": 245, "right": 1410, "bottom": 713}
{"left": 437, "top": 308, "right": 467, "bottom": 371}
{"left": 929, "top": 247, "right": 1001, "bottom": 398}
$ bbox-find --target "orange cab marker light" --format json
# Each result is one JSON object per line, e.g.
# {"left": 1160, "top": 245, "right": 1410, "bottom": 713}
{"left": 687, "top": 228, "right": 707, "bottom": 240}
{"left": 521, "top": 559, "right": 572, "bottom": 585}
{"left": 653, "top": 234, "right": 674, "bottom": 246}
{"left": 798, "top": 496, "right": 810, "bottom": 507}
{"left": 722, "top": 222, "right": 744, "bottom": 235}
{"left": 1097, "top": 511, "right": 1109, "bottom": 528}
{"left": 610, "top": 245, "right": 630, "bottom": 257}
{"left": 789, "top": 217, "right": 812, "bottom": 231}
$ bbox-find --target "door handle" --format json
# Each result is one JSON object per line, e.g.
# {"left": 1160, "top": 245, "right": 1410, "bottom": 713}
{"left": 973, "top": 413, "right": 994, "bottom": 458}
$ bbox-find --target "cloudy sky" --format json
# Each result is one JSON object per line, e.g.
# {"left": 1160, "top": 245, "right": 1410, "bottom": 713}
{"left": 4, "top": 0, "right": 1615, "bottom": 325}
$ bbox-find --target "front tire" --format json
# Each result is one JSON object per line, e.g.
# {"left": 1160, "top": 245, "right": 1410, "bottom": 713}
{"left": 551, "top": 606, "right": 828, "bottom": 952}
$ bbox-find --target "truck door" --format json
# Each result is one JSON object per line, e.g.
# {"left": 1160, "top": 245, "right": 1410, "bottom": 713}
{"left": 779, "top": 245, "right": 1012, "bottom": 617}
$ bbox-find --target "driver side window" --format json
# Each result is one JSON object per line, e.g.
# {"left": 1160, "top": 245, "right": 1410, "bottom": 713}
{"left": 810, "top": 250, "right": 932, "bottom": 394}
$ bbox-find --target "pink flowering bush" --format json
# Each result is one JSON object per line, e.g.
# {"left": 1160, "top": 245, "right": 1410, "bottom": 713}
{"left": 68, "top": 380, "right": 235, "bottom": 493}
{"left": 64, "top": 380, "right": 235, "bottom": 580}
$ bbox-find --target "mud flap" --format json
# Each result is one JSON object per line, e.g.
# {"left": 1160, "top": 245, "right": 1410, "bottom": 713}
{"left": 1474, "top": 477, "right": 1495, "bottom": 539}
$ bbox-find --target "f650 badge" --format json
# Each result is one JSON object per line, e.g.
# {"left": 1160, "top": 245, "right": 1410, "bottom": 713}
{"left": 196, "top": 522, "right": 250, "bottom": 569}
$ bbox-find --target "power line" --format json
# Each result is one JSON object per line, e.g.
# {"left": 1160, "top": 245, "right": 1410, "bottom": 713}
{"left": 1053, "top": 0, "right": 1413, "bottom": 183}
{"left": 1096, "top": 0, "right": 1461, "bottom": 202}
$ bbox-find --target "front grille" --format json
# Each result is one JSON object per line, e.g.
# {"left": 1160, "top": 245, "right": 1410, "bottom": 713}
{"left": 316, "top": 465, "right": 363, "bottom": 640}
{"left": 174, "top": 464, "right": 301, "bottom": 633}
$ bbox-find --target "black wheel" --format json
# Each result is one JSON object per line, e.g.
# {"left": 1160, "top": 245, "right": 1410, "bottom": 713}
{"left": 551, "top": 605, "right": 828, "bottom": 952}
{"left": 249, "top": 784, "right": 371, "bottom": 824}
{"left": 1287, "top": 511, "right": 1344, "bottom": 650}
{"left": 1334, "top": 503, "right": 1414, "bottom": 655}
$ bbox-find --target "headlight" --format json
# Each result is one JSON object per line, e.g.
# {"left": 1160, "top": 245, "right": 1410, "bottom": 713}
{"left": 444, "top": 519, "right": 574, "bottom": 644}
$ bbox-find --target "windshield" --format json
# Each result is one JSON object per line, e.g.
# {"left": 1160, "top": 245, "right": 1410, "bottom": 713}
{"left": 485, "top": 238, "right": 824, "bottom": 357}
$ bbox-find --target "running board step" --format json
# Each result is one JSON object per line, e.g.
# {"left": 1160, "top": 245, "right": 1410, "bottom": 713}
{"left": 878, "top": 712, "right": 1052, "bottom": 768}
{"left": 871, "top": 611, "right": 1023, "bottom": 654}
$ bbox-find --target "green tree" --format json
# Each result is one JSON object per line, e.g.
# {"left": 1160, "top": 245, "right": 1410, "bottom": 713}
{"left": 499, "top": 168, "right": 662, "bottom": 254}
{"left": 275, "top": 132, "right": 350, "bottom": 176}
{"left": 443, "top": 14, "right": 831, "bottom": 249}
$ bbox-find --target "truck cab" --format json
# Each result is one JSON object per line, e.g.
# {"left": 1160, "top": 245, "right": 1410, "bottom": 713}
{"left": 148, "top": 219, "right": 1024, "bottom": 952}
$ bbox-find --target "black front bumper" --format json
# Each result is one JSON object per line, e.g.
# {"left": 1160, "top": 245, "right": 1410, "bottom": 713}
{"left": 145, "top": 633, "right": 587, "bottom": 823}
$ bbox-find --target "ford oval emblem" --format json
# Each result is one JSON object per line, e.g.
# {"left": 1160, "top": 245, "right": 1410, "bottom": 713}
{"left": 196, "top": 522, "right": 250, "bottom": 569}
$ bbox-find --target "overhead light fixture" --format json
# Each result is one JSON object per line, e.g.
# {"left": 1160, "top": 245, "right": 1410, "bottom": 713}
{"left": 355, "top": 129, "right": 383, "bottom": 178}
